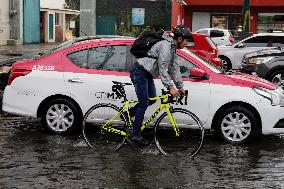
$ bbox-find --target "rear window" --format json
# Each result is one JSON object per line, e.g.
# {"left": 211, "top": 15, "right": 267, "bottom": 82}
{"left": 210, "top": 30, "right": 224, "bottom": 38}
{"left": 205, "top": 37, "right": 217, "bottom": 48}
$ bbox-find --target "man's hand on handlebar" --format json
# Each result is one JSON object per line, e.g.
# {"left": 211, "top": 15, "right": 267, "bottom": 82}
{"left": 169, "top": 87, "right": 180, "bottom": 97}
{"left": 178, "top": 88, "right": 187, "bottom": 96}
{"left": 168, "top": 87, "right": 187, "bottom": 98}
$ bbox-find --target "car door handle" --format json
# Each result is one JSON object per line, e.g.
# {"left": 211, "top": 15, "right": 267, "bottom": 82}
{"left": 68, "top": 79, "right": 83, "bottom": 83}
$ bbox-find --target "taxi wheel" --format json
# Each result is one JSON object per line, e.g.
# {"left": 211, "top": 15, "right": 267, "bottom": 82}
{"left": 41, "top": 98, "right": 82, "bottom": 135}
{"left": 216, "top": 105, "right": 259, "bottom": 144}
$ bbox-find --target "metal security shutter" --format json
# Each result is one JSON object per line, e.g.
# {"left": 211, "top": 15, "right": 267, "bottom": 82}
{"left": 96, "top": 15, "right": 116, "bottom": 35}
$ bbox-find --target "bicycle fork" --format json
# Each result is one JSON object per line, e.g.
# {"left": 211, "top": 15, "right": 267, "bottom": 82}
{"left": 165, "top": 105, "right": 180, "bottom": 136}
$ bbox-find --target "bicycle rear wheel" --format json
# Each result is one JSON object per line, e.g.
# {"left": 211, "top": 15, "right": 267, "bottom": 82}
{"left": 82, "top": 103, "right": 129, "bottom": 151}
{"left": 154, "top": 108, "right": 204, "bottom": 158}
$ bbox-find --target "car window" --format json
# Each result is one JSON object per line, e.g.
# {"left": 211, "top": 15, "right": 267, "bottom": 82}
{"left": 210, "top": 30, "right": 224, "bottom": 38}
{"left": 181, "top": 48, "right": 222, "bottom": 74}
{"left": 67, "top": 50, "right": 88, "bottom": 67}
{"left": 175, "top": 55, "right": 196, "bottom": 78}
{"left": 272, "top": 36, "right": 284, "bottom": 47}
{"left": 88, "top": 45, "right": 127, "bottom": 71}
{"left": 205, "top": 37, "right": 217, "bottom": 48}
{"left": 244, "top": 36, "right": 272, "bottom": 47}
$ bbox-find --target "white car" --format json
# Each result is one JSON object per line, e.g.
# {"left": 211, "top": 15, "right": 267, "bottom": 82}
{"left": 2, "top": 38, "right": 284, "bottom": 144}
{"left": 218, "top": 33, "right": 284, "bottom": 71}
{"left": 195, "top": 28, "right": 233, "bottom": 46}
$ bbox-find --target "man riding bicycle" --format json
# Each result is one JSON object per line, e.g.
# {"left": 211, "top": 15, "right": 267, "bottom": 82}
{"left": 129, "top": 25, "right": 192, "bottom": 145}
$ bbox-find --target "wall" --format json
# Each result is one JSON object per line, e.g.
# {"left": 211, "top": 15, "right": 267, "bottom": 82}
{"left": 40, "top": 0, "right": 65, "bottom": 9}
{"left": 80, "top": 0, "right": 96, "bottom": 36}
{"left": 0, "top": 0, "right": 10, "bottom": 45}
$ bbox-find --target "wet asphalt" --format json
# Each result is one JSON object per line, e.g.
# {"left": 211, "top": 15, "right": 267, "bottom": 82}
{"left": 2, "top": 44, "right": 284, "bottom": 188}
{"left": 1, "top": 96, "right": 284, "bottom": 189}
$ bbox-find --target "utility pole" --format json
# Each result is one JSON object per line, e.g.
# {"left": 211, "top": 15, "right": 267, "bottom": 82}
{"left": 80, "top": 0, "right": 96, "bottom": 36}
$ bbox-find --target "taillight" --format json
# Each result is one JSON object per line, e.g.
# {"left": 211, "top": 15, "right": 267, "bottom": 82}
{"left": 8, "top": 69, "right": 31, "bottom": 85}
{"left": 210, "top": 48, "right": 218, "bottom": 55}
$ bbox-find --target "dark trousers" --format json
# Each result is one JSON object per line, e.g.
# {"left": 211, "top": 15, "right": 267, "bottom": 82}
{"left": 130, "top": 64, "right": 157, "bottom": 137}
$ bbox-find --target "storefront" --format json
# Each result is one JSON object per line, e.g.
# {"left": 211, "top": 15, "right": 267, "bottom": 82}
{"left": 172, "top": 0, "right": 284, "bottom": 33}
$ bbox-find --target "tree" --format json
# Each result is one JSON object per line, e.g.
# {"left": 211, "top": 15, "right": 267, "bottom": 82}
{"left": 65, "top": 0, "right": 80, "bottom": 10}
{"left": 242, "top": 0, "right": 250, "bottom": 32}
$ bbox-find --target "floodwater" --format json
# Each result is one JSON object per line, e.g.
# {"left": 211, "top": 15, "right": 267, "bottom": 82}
{"left": 1, "top": 115, "right": 284, "bottom": 188}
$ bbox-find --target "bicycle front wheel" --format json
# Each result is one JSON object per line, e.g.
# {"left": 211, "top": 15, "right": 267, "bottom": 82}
{"left": 154, "top": 108, "right": 204, "bottom": 158}
{"left": 82, "top": 103, "right": 129, "bottom": 151}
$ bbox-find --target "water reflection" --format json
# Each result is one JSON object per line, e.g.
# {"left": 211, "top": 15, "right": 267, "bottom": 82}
{"left": 1, "top": 118, "right": 284, "bottom": 188}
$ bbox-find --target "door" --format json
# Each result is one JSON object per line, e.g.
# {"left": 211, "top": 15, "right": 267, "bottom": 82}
{"left": 96, "top": 15, "right": 116, "bottom": 35}
{"left": 151, "top": 54, "right": 211, "bottom": 125}
{"left": 63, "top": 44, "right": 133, "bottom": 114}
{"left": 23, "top": 0, "right": 40, "bottom": 44}
{"left": 49, "top": 14, "right": 54, "bottom": 41}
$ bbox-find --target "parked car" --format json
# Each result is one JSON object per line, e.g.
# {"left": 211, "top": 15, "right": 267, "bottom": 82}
{"left": 187, "top": 32, "right": 221, "bottom": 67}
{"left": 240, "top": 47, "right": 284, "bottom": 86}
{"left": 195, "top": 28, "right": 233, "bottom": 46}
{"left": 2, "top": 38, "right": 284, "bottom": 144}
{"left": 218, "top": 33, "right": 284, "bottom": 71}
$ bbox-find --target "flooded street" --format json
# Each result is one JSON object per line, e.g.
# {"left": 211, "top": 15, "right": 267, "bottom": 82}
{"left": 1, "top": 113, "right": 284, "bottom": 188}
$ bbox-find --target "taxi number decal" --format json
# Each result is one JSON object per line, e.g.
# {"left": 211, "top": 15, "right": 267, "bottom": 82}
{"left": 32, "top": 65, "right": 55, "bottom": 71}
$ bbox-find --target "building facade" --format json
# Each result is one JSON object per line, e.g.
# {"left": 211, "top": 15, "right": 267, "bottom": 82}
{"left": 80, "top": 0, "right": 171, "bottom": 36}
{"left": 172, "top": 0, "right": 284, "bottom": 33}
{"left": 0, "top": 0, "right": 79, "bottom": 45}
{"left": 40, "top": 0, "right": 80, "bottom": 43}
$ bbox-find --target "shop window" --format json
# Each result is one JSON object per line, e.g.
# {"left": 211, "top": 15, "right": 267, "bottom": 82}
{"left": 211, "top": 14, "right": 242, "bottom": 32}
{"left": 212, "top": 16, "right": 228, "bottom": 29}
{"left": 258, "top": 14, "right": 284, "bottom": 33}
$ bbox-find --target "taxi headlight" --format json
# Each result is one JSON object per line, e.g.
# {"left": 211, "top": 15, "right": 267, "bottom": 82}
{"left": 253, "top": 86, "right": 284, "bottom": 106}
{"left": 248, "top": 57, "right": 274, "bottom": 64}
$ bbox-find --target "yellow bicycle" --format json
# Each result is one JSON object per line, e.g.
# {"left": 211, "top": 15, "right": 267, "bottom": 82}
{"left": 82, "top": 81, "right": 204, "bottom": 158}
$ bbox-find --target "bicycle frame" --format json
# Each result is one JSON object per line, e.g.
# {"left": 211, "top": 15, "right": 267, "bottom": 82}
{"left": 99, "top": 94, "right": 180, "bottom": 137}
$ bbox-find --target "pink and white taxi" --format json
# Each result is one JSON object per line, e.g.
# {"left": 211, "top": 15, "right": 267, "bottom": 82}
{"left": 2, "top": 38, "right": 284, "bottom": 144}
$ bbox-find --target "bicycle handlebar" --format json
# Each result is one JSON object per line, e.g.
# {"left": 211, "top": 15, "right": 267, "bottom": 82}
{"left": 112, "top": 81, "right": 188, "bottom": 104}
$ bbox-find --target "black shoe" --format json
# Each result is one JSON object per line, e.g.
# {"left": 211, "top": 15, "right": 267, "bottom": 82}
{"left": 129, "top": 135, "right": 150, "bottom": 146}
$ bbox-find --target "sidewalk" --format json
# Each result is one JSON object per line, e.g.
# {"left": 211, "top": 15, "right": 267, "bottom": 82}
{"left": 0, "top": 43, "right": 60, "bottom": 63}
